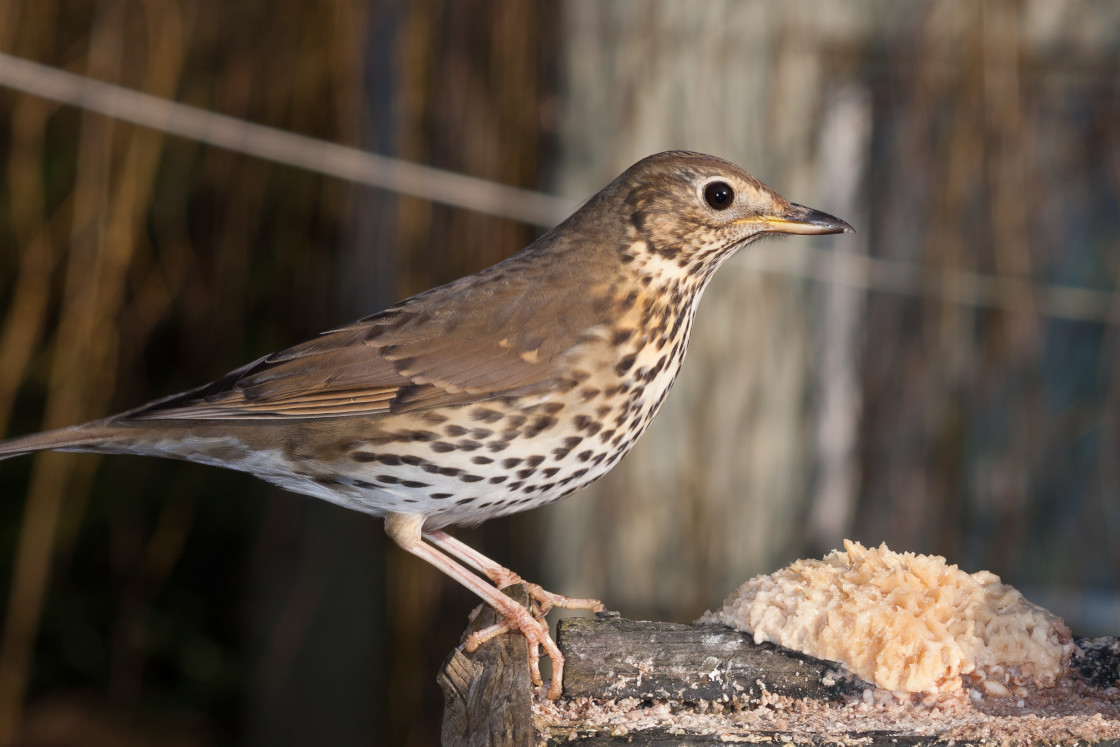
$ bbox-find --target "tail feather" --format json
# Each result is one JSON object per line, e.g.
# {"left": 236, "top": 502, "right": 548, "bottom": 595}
{"left": 0, "top": 421, "right": 120, "bottom": 460}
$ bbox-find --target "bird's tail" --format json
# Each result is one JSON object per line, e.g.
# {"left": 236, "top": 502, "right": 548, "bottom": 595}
{"left": 0, "top": 421, "right": 121, "bottom": 460}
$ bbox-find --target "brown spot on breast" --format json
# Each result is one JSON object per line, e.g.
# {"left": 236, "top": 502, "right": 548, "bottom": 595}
{"left": 553, "top": 436, "right": 584, "bottom": 459}
{"left": 611, "top": 328, "right": 635, "bottom": 345}
{"left": 471, "top": 408, "right": 504, "bottom": 423}
{"left": 556, "top": 378, "right": 579, "bottom": 393}
{"left": 524, "top": 416, "right": 558, "bottom": 437}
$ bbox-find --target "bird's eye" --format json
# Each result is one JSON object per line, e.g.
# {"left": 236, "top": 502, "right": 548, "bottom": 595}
{"left": 704, "top": 181, "right": 734, "bottom": 210}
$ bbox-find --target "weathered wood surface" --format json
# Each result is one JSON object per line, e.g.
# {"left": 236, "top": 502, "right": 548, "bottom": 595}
{"left": 441, "top": 590, "right": 1120, "bottom": 746}
{"left": 558, "top": 614, "right": 861, "bottom": 702}
{"left": 543, "top": 729, "right": 951, "bottom": 747}
{"left": 437, "top": 586, "right": 536, "bottom": 747}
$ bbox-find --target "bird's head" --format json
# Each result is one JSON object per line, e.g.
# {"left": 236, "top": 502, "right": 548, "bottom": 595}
{"left": 611, "top": 151, "right": 853, "bottom": 283}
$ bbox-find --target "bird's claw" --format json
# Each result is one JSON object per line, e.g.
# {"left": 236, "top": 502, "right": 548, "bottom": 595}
{"left": 520, "top": 581, "right": 606, "bottom": 616}
{"left": 462, "top": 598, "right": 564, "bottom": 698}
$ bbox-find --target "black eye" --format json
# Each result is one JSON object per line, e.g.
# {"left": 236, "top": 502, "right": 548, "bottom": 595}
{"left": 704, "top": 181, "right": 734, "bottom": 210}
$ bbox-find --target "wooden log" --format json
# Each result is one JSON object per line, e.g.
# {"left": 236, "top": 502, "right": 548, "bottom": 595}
{"left": 441, "top": 591, "right": 1120, "bottom": 746}
{"left": 558, "top": 614, "right": 862, "bottom": 702}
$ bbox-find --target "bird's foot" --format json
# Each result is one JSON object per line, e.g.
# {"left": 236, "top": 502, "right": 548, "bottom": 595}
{"left": 462, "top": 597, "right": 565, "bottom": 699}
{"left": 481, "top": 567, "right": 606, "bottom": 617}
{"left": 405, "top": 527, "right": 603, "bottom": 699}
{"left": 424, "top": 530, "right": 606, "bottom": 616}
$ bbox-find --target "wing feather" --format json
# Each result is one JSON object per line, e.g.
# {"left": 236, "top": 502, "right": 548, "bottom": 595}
{"left": 122, "top": 242, "right": 613, "bottom": 424}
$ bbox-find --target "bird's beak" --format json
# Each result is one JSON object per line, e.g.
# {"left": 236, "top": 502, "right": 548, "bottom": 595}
{"left": 746, "top": 203, "right": 855, "bottom": 235}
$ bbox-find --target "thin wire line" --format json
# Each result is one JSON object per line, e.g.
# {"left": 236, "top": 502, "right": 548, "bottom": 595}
{"left": 0, "top": 52, "right": 575, "bottom": 227}
{"left": 0, "top": 52, "right": 1117, "bottom": 325}
{"left": 739, "top": 244, "right": 1120, "bottom": 325}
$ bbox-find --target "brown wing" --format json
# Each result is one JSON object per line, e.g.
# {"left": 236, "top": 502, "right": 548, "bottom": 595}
{"left": 122, "top": 247, "right": 611, "bottom": 422}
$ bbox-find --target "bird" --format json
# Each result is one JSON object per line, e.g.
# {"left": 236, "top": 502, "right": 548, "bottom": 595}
{"left": 0, "top": 151, "right": 853, "bottom": 699}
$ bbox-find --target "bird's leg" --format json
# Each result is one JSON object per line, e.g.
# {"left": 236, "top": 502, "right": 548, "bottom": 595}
{"left": 384, "top": 514, "right": 565, "bottom": 699}
{"left": 423, "top": 528, "right": 607, "bottom": 687}
{"left": 424, "top": 529, "right": 607, "bottom": 616}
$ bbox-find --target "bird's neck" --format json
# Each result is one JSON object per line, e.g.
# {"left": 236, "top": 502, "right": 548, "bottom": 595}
{"left": 600, "top": 275, "right": 702, "bottom": 394}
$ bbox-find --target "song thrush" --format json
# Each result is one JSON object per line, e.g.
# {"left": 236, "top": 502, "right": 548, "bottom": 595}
{"left": 0, "top": 151, "right": 852, "bottom": 698}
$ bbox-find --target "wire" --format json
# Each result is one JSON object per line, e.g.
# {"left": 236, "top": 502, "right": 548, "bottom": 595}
{"left": 0, "top": 52, "right": 1117, "bottom": 325}
{"left": 739, "top": 244, "right": 1120, "bottom": 325}
{"left": 0, "top": 52, "right": 575, "bottom": 227}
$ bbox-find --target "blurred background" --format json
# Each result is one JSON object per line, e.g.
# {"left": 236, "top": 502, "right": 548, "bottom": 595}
{"left": 0, "top": 0, "right": 1118, "bottom": 744}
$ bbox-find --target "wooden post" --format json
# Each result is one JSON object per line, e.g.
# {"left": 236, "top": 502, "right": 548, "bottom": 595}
{"left": 438, "top": 586, "right": 536, "bottom": 747}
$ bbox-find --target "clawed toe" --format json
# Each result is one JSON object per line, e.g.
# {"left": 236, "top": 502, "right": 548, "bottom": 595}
{"left": 522, "top": 582, "right": 606, "bottom": 615}
{"left": 463, "top": 617, "right": 517, "bottom": 652}
{"left": 408, "top": 530, "right": 587, "bottom": 698}
{"left": 460, "top": 596, "right": 564, "bottom": 696}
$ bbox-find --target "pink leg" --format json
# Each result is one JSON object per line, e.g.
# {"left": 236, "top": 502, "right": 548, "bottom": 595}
{"left": 425, "top": 529, "right": 607, "bottom": 615}
{"left": 385, "top": 514, "right": 570, "bottom": 699}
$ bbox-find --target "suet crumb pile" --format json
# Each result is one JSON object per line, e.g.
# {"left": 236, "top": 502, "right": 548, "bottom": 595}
{"left": 698, "top": 539, "right": 1074, "bottom": 696}
{"left": 536, "top": 681, "right": 1120, "bottom": 745}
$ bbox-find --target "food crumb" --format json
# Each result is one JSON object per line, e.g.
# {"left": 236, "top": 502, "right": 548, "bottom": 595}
{"left": 534, "top": 678, "right": 1120, "bottom": 745}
